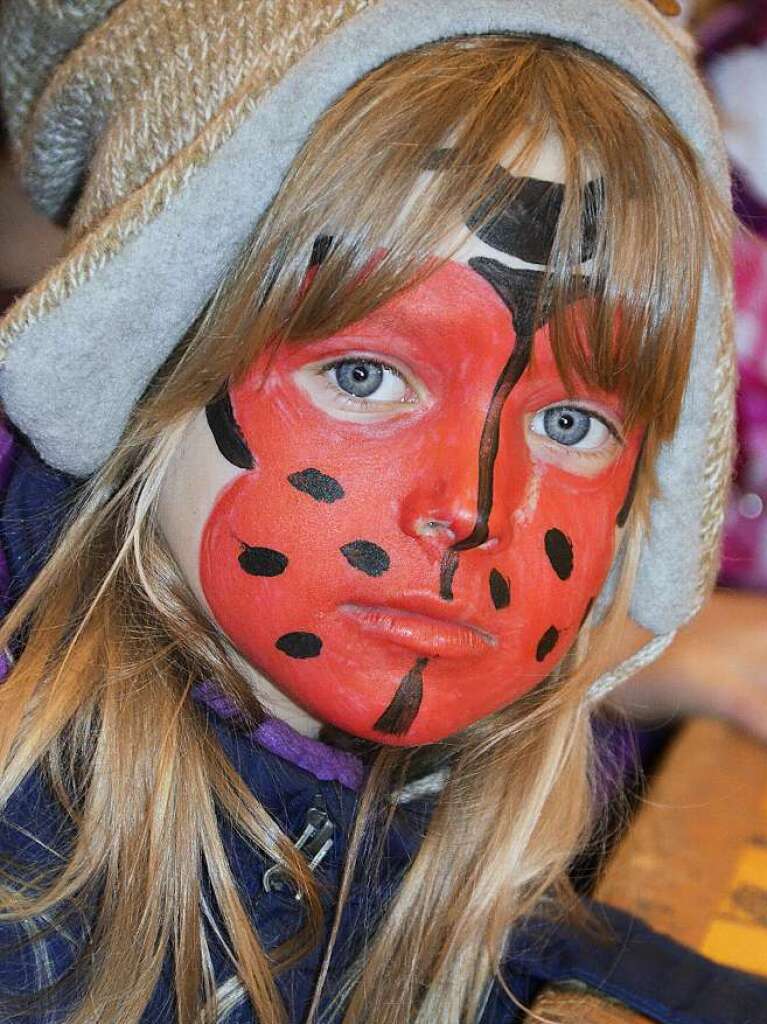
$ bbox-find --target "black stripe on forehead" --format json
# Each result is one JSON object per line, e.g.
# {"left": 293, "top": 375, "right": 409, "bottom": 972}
{"left": 467, "top": 260, "right": 547, "bottom": 338}
{"left": 427, "top": 149, "right": 599, "bottom": 266}
{"left": 468, "top": 257, "right": 588, "bottom": 331}
{"left": 468, "top": 170, "right": 600, "bottom": 265}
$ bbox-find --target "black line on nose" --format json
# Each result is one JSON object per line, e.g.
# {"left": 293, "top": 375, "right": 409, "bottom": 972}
{"left": 450, "top": 266, "right": 540, "bottom": 554}
{"left": 439, "top": 551, "right": 459, "bottom": 601}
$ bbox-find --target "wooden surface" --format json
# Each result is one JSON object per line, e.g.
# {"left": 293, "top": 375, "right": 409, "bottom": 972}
{"left": 525, "top": 718, "right": 767, "bottom": 1022}
{"left": 529, "top": 988, "right": 650, "bottom": 1024}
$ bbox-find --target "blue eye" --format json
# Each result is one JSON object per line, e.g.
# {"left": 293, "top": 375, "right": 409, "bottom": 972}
{"left": 531, "top": 405, "right": 611, "bottom": 450}
{"left": 543, "top": 407, "right": 591, "bottom": 445}
{"left": 326, "top": 358, "right": 409, "bottom": 404}
{"left": 334, "top": 360, "right": 385, "bottom": 398}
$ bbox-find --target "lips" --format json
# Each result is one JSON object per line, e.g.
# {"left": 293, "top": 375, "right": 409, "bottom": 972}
{"left": 340, "top": 602, "right": 497, "bottom": 658}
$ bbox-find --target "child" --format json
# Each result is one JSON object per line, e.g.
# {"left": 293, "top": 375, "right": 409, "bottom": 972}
{"left": 0, "top": 2, "right": 757, "bottom": 1022}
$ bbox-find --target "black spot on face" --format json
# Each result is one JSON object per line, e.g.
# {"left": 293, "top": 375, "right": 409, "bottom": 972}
{"left": 238, "top": 545, "right": 288, "bottom": 577}
{"left": 545, "top": 529, "right": 574, "bottom": 581}
{"left": 206, "top": 392, "right": 254, "bottom": 470}
{"left": 616, "top": 442, "right": 644, "bottom": 528}
{"left": 340, "top": 540, "right": 390, "bottom": 577}
{"left": 276, "top": 632, "right": 323, "bottom": 659}
{"left": 489, "top": 569, "right": 511, "bottom": 610}
{"left": 536, "top": 626, "right": 560, "bottom": 663}
{"left": 374, "top": 657, "right": 428, "bottom": 736}
{"left": 288, "top": 468, "right": 345, "bottom": 504}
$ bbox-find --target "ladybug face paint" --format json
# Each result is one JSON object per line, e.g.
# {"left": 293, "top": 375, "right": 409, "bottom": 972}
{"left": 196, "top": 258, "right": 642, "bottom": 746}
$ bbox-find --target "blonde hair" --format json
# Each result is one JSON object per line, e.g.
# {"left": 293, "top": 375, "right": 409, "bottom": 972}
{"left": 0, "top": 35, "right": 730, "bottom": 1024}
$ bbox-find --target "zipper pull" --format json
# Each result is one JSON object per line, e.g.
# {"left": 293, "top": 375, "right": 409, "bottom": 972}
{"left": 263, "top": 802, "right": 335, "bottom": 899}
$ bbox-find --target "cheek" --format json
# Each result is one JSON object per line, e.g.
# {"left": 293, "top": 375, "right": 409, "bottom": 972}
{"left": 200, "top": 470, "right": 330, "bottom": 651}
{"left": 157, "top": 410, "right": 244, "bottom": 608}
{"left": 200, "top": 475, "right": 318, "bottom": 685}
{"left": 198, "top": 444, "right": 405, "bottom": 678}
{"left": 501, "top": 452, "right": 639, "bottom": 662}
{"left": 515, "top": 491, "right": 615, "bottom": 625}
{"left": 196, "top": 375, "right": 641, "bottom": 746}
{"left": 478, "top": 422, "right": 639, "bottom": 679}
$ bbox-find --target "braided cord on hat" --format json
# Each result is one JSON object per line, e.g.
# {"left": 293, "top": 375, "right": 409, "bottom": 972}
{"left": 694, "top": 280, "right": 737, "bottom": 615}
{"left": 587, "top": 631, "right": 677, "bottom": 703}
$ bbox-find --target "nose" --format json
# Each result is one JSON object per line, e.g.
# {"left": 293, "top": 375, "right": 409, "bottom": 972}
{"left": 400, "top": 476, "right": 491, "bottom": 550}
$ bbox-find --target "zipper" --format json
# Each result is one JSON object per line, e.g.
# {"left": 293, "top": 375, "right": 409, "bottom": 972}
{"left": 262, "top": 797, "right": 335, "bottom": 900}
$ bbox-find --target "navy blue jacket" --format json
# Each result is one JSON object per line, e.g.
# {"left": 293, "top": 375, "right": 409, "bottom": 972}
{"left": 1, "top": 441, "right": 767, "bottom": 1023}
{"left": 2, "top": 704, "right": 767, "bottom": 1023}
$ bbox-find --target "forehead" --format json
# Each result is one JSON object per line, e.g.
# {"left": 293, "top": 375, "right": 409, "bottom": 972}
{"left": 433, "top": 132, "right": 569, "bottom": 267}
{"left": 269, "top": 135, "right": 598, "bottom": 400}
{"left": 332, "top": 260, "right": 596, "bottom": 396}
{"left": 277, "top": 134, "right": 587, "bottom": 384}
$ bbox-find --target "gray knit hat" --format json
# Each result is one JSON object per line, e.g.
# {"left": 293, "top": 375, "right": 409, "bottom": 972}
{"left": 0, "top": 0, "right": 734, "bottom": 691}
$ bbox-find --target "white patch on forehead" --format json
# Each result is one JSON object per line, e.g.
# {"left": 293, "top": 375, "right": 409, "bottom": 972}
{"left": 440, "top": 226, "right": 546, "bottom": 271}
{"left": 504, "top": 132, "right": 568, "bottom": 183}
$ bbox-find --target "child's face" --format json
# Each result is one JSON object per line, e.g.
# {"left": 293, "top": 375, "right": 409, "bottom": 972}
{"left": 160, "top": 151, "right": 643, "bottom": 746}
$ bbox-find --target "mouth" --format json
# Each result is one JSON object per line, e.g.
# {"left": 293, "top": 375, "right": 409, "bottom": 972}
{"left": 339, "top": 603, "right": 497, "bottom": 658}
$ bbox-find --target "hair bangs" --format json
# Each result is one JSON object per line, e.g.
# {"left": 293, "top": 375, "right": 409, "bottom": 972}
{"left": 525, "top": 42, "right": 731, "bottom": 444}
{"left": 198, "top": 35, "right": 730, "bottom": 467}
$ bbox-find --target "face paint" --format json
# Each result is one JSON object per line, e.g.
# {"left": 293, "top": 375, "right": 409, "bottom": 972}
{"left": 206, "top": 393, "right": 254, "bottom": 469}
{"left": 428, "top": 150, "right": 599, "bottom": 265}
{"left": 489, "top": 569, "right": 511, "bottom": 610}
{"left": 196, "top": 259, "right": 642, "bottom": 746}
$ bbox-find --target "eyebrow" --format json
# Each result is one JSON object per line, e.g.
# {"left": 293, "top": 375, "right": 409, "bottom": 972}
{"left": 426, "top": 150, "right": 599, "bottom": 265}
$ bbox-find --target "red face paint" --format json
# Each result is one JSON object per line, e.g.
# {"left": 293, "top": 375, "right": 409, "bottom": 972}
{"left": 200, "top": 261, "right": 642, "bottom": 745}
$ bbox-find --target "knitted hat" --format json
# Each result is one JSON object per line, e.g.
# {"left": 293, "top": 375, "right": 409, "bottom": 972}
{"left": 0, "top": 0, "right": 734, "bottom": 693}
